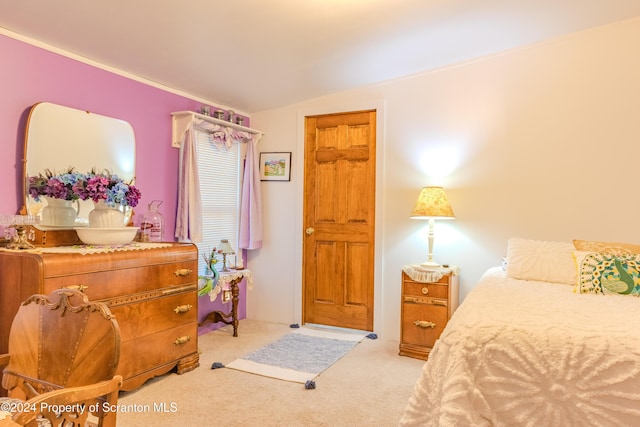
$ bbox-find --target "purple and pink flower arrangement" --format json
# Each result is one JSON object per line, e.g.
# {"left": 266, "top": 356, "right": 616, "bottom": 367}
{"left": 28, "top": 168, "right": 141, "bottom": 207}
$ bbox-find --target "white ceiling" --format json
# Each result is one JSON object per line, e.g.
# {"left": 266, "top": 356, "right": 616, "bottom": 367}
{"left": 1, "top": 0, "right": 640, "bottom": 113}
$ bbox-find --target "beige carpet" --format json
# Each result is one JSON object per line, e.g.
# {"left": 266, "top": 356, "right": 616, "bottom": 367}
{"left": 117, "top": 320, "right": 425, "bottom": 427}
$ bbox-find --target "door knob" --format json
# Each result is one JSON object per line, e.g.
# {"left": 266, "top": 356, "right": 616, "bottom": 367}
{"left": 305, "top": 227, "right": 315, "bottom": 235}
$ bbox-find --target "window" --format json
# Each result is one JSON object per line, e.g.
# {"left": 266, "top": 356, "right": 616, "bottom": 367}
{"left": 194, "top": 130, "right": 245, "bottom": 275}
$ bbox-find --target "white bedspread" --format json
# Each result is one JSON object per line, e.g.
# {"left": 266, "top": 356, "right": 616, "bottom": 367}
{"left": 399, "top": 267, "right": 640, "bottom": 427}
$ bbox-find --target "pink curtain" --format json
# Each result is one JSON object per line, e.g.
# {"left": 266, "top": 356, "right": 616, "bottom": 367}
{"left": 174, "top": 126, "right": 203, "bottom": 242}
{"left": 239, "top": 134, "right": 263, "bottom": 249}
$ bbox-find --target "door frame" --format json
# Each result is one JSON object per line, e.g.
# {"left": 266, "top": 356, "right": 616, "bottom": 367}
{"left": 293, "top": 100, "right": 386, "bottom": 335}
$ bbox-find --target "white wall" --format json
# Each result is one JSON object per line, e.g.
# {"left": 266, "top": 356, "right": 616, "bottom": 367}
{"left": 247, "top": 16, "right": 640, "bottom": 341}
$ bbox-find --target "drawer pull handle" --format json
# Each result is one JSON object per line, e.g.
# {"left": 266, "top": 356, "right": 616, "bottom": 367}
{"left": 174, "top": 304, "right": 192, "bottom": 314}
{"left": 414, "top": 320, "right": 436, "bottom": 329}
{"left": 405, "top": 296, "right": 448, "bottom": 306}
{"left": 65, "top": 284, "right": 88, "bottom": 292}
{"left": 421, "top": 287, "right": 429, "bottom": 295}
{"left": 174, "top": 335, "right": 191, "bottom": 345}
{"left": 174, "top": 268, "right": 193, "bottom": 277}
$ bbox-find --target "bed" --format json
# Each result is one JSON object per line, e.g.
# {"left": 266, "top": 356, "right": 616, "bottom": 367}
{"left": 399, "top": 238, "right": 640, "bottom": 426}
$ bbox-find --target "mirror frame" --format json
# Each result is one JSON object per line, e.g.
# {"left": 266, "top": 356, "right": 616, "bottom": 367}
{"left": 23, "top": 102, "right": 136, "bottom": 228}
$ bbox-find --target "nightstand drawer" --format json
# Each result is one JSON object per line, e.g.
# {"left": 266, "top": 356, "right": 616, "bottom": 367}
{"left": 401, "top": 302, "right": 448, "bottom": 348}
{"left": 403, "top": 281, "right": 449, "bottom": 299}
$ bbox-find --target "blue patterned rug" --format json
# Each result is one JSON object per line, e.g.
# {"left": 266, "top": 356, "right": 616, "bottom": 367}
{"left": 226, "top": 327, "right": 366, "bottom": 383}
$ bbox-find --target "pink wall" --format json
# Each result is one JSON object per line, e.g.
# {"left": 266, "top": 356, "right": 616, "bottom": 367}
{"left": 0, "top": 33, "right": 246, "bottom": 326}
{"left": 0, "top": 33, "right": 203, "bottom": 229}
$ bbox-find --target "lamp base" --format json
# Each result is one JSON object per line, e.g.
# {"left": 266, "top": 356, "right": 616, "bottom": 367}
{"left": 420, "top": 260, "right": 441, "bottom": 268}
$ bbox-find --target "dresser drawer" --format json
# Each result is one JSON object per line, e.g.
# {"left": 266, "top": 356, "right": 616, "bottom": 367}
{"left": 42, "top": 260, "right": 197, "bottom": 300}
{"left": 117, "top": 322, "right": 198, "bottom": 379}
{"left": 108, "top": 287, "right": 197, "bottom": 340}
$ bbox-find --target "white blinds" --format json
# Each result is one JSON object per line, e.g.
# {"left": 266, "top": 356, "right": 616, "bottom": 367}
{"left": 194, "top": 130, "right": 244, "bottom": 275}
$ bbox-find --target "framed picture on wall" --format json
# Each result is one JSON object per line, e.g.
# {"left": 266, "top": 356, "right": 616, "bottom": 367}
{"left": 259, "top": 152, "right": 291, "bottom": 181}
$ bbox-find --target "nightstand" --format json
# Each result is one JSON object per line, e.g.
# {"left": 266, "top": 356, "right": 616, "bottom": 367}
{"left": 399, "top": 266, "right": 459, "bottom": 360}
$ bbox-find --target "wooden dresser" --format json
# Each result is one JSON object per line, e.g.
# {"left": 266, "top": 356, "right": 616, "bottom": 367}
{"left": 399, "top": 269, "right": 459, "bottom": 360}
{"left": 0, "top": 243, "right": 200, "bottom": 391}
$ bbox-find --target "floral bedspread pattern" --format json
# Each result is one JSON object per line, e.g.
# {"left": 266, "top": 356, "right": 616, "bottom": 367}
{"left": 400, "top": 267, "right": 640, "bottom": 427}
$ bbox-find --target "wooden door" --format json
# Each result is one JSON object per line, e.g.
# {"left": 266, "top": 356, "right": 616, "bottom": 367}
{"left": 303, "top": 110, "right": 376, "bottom": 331}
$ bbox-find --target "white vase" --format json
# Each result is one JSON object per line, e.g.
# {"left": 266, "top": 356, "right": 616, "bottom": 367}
{"left": 41, "top": 197, "right": 77, "bottom": 227}
{"left": 89, "top": 200, "right": 126, "bottom": 228}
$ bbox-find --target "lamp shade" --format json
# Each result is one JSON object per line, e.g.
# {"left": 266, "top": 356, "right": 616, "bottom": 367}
{"left": 219, "top": 239, "right": 235, "bottom": 254}
{"left": 410, "top": 186, "right": 455, "bottom": 220}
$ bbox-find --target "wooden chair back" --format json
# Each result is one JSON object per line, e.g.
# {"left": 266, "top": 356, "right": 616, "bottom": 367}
{"left": 1, "top": 288, "right": 122, "bottom": 426}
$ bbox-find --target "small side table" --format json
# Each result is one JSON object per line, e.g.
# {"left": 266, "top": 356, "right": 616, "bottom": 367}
{"left": 198, "top": 269, "right": 251, "bottom": 337}
{"left": 399, "top": 265, "right": 459, "bottom": 360}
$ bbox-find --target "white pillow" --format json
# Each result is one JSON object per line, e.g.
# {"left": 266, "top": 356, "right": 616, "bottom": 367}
{"left": 505, "top": 238, "right": 577, "bottom": 285}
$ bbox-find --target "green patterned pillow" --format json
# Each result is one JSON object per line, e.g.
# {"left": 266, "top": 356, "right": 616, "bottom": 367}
{"left": 575, "top": 251, "right": 640, "bottom": 296}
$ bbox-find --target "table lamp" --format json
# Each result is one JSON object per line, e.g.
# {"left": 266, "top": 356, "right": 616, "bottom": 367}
{"left": 410, "top": 186, "right": 455, "bottom": 267}
{"left": 219, "top": 239, "right": 235, "bottom": 272}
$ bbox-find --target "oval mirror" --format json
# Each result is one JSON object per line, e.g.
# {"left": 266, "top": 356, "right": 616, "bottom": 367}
{"left": 23, "top": 102, "right": 136, "bottom": 228}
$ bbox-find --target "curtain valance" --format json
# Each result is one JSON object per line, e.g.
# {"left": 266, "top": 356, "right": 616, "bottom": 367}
{"left": 171, "top": 111, "right": 263, "bottom": 148}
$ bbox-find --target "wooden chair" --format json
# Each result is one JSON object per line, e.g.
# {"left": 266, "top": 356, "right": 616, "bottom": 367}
{"left": 0, "top": 289, "right": 122, "bottom": 427}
